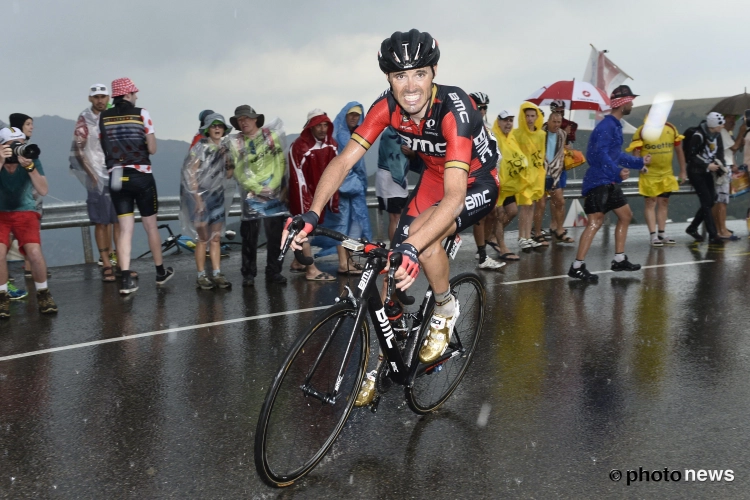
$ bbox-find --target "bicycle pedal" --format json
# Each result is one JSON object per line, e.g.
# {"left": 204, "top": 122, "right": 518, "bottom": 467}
{"left": 369, "top": 395, "right": 381, "bottom": 413}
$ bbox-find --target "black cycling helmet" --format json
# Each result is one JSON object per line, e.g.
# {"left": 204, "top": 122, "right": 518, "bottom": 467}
{"left": 378, "top": 29, "right": 440, "bottom": 74}
{"left": 469, "top": 92, "right": 490, "bottom": 106}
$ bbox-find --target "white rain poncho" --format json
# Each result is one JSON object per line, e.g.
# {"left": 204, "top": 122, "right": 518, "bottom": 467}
{"left": 179, "top": 138, "right": 236, "bottom": 242}
{"left": 225, "top": 118, "right": 288, "bottom": 221}
{"left": 69, "top": 107, "right": 108, "bottom": 193}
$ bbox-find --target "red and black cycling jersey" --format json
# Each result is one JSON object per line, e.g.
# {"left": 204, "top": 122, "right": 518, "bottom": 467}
{"left": 351, "top": 84, "right": 499, "bottom": 185}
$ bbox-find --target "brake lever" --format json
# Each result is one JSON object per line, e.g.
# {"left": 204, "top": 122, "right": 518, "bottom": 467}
{"left": 279, "top": 217, "right": 314, "bottom": 265}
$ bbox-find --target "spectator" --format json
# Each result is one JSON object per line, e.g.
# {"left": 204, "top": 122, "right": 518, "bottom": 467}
{"left": 190, "top": 109, "right": 214, "bottom": 149}
{"left": 70, "top": 83, "right": 121, "bottom": 282}
{"left": 100, "top": 77, "right": 174, "bottom": 295}
{"left": 568, "top": 85, "right": 651, "bottom": 282}
{"left": 226, "top": 105, "right": 288, "bottom": 287}
{"left": 627, "top": 108, "right": 687, "bottom": 246}
{"left": 0, "top": 127, "right": 57, "bottom": 318}
{"left": 490, "top": 110, "right": 528, "bottom": 261}
{"left": 539, "top": 111, "right": 573, "bottom": 243}
{"left": 9, "top": 113, "right": 45, "bottom": 278}
{"left": 467, "top": 92, "right": 503, "bottom": 269}
{"left": 684, "top": 112, "right": 727, "bottom": 245}
{"left": 180, "top": 113, "right": 234, "bottom": 290}
{"left": 511, "top": 102, "right": 546, "bottom": 249}
{"left": 550, "top": 100, "right": 578, "bottom": 145}
{"left": 376, "top": 126, "right": 410, "bottom": 241}
{"left": 316, "top": 102, "right": 371, "bottom": 274}
{"left": 714, "top": 114, "right": 739, "bottom": 240}
{"left": 287, "top": 109, "right": 338, "bottom": 281}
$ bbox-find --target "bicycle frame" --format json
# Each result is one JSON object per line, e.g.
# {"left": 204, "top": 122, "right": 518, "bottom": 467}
{"left": 299, "top": 235, "right": 464, "bottom": 404}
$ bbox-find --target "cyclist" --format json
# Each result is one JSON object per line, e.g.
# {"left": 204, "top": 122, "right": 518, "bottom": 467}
{"left": 282, "top": 29, "right": 499, "bottom": 403}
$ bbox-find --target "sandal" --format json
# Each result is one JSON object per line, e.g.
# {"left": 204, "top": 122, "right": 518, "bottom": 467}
{"left": 102, "top": 267, "right": 116, "bottom": 282}
{"left": 306, "top": 272, "right": 336, "bottom": 282}
{"left": 498, "top": 253, "right": 520, "bottom": 261}
{"left": 553, "top": 229, "right": 575, "bottom": 243}
{"left": 532, "top": 235, "right": 549, "bottom": 246}
{"left": 487, "top": 241, "right": 502, "bottom": 254}
{"left": 339, "top": 261, "right": 364, "bottom": 275}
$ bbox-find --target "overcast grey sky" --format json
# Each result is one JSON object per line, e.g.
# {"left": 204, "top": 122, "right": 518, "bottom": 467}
{"left": 5, "top": 0, "right": 747, "bottom": 141}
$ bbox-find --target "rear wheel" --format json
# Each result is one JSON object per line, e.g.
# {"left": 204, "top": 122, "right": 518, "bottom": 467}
{"left": 405, "top": 273, "right": 485, "bottom": 414}
{"left": 254, "top": 302, "right": 368, "bottom": 487}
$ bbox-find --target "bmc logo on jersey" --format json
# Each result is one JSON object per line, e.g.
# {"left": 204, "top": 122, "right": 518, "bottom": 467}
{"left": 465, "top": 189, "right": 491, "bottom": 211}
{"left": 399, "top": 134, "right": 447, "bottom": 154}
{"left": 448, "top": 93, "right": 470, "bottom": 124}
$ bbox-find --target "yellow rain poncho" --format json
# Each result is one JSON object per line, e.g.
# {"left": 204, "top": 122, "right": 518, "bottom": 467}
{"left": 492, "top": 119, "right": 534, "bottom": 206}
{"left": 510, "top": 102, "right": 546, "bottom": 201}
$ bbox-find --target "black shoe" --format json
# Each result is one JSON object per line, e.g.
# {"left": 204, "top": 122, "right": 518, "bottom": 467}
{"left": 568, "top": 263, "right": 599, "bottom": 282}
{"left": 242, "top": 277, "right": 254, "bottom": 287}
{"left": 156, "top": 267, "right": 174, "bottom": 286}
{"left": 266, "top": 273, "right": 287, "bottom": 284}
{"left": 685, "top": 227, "right": 704, "bottom": 242}
{"left": 708, "top": 237, "right": 726, "bottom": 245}
{"left": 611, "top": 255, "right": 641, "bottom": 272}
{"left": 0, "top": 291, "right": 10, "bottom": 319}
{"left": 120, "top": 274, "right": 139, "bottom": 295}
{"left": 36, "top": 289, "right": 58, "bottom": 314}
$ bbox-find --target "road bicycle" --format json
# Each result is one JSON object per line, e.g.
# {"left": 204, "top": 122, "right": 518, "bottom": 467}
{"left": 254, "top": 217, "right": 486, "bottom": 487}
{"left": 136, "top": 224, "right": 239, "bottom": 259}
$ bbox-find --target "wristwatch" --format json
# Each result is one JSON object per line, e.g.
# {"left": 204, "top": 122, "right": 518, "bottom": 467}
{"left": 23, "top": 163, "right": 36, "bottom": 173}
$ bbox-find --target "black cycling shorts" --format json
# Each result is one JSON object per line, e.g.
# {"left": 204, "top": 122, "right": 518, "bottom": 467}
{"left": 377, "top": 196, "right": 408, "bottom": 214}
{"left": 391, "top": 172, "right": 498, "bottom": 248}
{"left": 502, "top": 195, "right": 516, "bottom": 207}
{"left": 110, "top": 168, "right": 159, "bottom": 217}
{"left": 583, "top": 184, "right": 628, "bottom": 215}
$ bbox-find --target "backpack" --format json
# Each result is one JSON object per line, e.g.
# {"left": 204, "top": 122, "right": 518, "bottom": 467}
{"left": 682, "top": 126, "right": 700, "bottom": 159}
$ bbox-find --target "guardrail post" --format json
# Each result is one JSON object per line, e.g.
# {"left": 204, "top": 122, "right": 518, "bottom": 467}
{"left": 81, "top": 225, "right": 95, "bottom": 264}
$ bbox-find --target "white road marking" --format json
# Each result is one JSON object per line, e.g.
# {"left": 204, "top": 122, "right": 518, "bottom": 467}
{"left": 494, "top": 259, "right": 715, "bottom": 286}
{"left": 0, "top": 306, "right": 329, "bottom": 363}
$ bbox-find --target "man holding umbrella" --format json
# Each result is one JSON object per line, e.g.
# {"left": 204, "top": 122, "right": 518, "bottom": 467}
{"left": 568, "top": 85, "right": 651, "bottom": 282}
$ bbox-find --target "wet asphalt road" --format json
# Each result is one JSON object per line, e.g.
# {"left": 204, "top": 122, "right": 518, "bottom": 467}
{"left": 1, "top": 220, "right": 750, "bottom": 499}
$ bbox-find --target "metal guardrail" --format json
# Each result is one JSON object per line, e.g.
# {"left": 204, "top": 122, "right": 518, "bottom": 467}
{"left": 42, "top": 180, "right": 696, "bottom": 263}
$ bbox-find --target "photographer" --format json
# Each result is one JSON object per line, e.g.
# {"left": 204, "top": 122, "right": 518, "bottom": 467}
{"left": 0, "top": 127, "right": 57, "bottom": 318}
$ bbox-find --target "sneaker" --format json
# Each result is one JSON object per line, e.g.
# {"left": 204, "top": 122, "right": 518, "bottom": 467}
{"left": 650, "top": 238, "right": 664, "bottom": 247}
{"left": 120, "top": 273, "right": 139, "bottom": 295}
{"left": 611, "top": 255, "right": 641, "bottom": 272}
{"left": 196, "top": 274, "right": 215, "bottom": 290}
{"left": 109, "top": 252, "right": 118, "bottom": 267}
{"left": 685, "top": 227, "right": 704, "bottom": 242}
{"left": 24, "top": 269, "right": 32, "bottom": 278}
{"left": 708, "top": 237, "right": 726, "bottom": 245}
{"left": 659, "top": 236, "right": 676, "bottom": 245}
{"left": 477, "top": 256, "right": 506, "bottom": 270}
{"left": 242, "top": 277, "right": 254, "bottom": 287}
{"left": 212, "top": 273, "right": 232, "bottom": 289}
{"left": 156, "top": 267, "right": 175, "bottom": 286}
{"left": 36, "top": 289, "right": 58, "bottom": 314}
{"left": 518, "top": 238, "right": 532, "bottom": 249}
{"left": 419, "top": 299, "right": 460, "bottom": 364}
{"left": 7, "top": 282, "right": 28, "bottom": 300}
{"left": 266, "top": 273, "right": 287, "bottom": 284}
{"left": 528, "top": 238, "right": 542, "bottom": 248}
{"left": 568, "top": 263, "right": 599, "bottom": 282}
{"left": 0, "top": 291, "right": 9, "bottom": 319}
{"left": 354, "top": 370, "right": 377, "bottom": 407}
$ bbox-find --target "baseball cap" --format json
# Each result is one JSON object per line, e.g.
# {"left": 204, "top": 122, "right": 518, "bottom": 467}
{"left": 610, "top": 85, "right": 639, "bottom": 100}
{"left": 497, "top": 110, "right": 514, "bottom": 120}
{"left": 306, "top": 108, "right": 327, "bottom": 122}
{"left": 550, "top": 100, "right": 566, "bottom": 111}
{"left": 347, "top": 105, "right": 363, "bottom": 115}
{"left": 0, "top": 127, "right": 26, "bottom": 144}
{"left": 89, "top": 83, "right": 109, "bottom": 96}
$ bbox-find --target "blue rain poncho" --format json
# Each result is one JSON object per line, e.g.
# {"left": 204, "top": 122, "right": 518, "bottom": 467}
{"left": 315, "top": 102, "right": 373, "bottom": 256}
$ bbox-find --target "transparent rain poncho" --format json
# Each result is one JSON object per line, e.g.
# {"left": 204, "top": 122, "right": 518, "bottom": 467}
{"left": 69, "top": 108, "right": 108, "bottom": 193}
{"left": 224, "top": 118, "right": 288, "bottom": 221}
{"left": 179, "top": 138, "right": 236, "bottom": 242}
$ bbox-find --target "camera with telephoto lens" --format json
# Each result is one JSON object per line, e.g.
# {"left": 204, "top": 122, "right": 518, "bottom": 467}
{"left": 5, "top": 141, "right": 41, "bottom": 164}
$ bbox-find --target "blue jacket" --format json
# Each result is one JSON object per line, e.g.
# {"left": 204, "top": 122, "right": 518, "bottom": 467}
{"left": 582, "top": 115, "right": 644, "bottom": 195}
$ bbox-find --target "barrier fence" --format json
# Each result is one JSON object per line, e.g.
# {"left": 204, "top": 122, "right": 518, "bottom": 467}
{"left": 40, "top": 180, "right": 697, "bottom": 263}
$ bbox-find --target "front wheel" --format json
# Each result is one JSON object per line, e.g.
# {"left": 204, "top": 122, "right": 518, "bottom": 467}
{"left": 405, "top": 273, "right": 485, "bottom": 414}
{"left": 254, "top": 302, "right": 369, "bottom": 487}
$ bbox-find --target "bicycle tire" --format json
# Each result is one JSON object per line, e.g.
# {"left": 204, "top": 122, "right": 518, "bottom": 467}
{"left": 405, "top": 272, "right": 485, "bottom": 414}
{"left": 254, "top": 302, "right": 369, "bottom": 487}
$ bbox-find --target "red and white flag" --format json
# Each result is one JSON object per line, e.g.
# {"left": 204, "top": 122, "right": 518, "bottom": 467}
{"left": 583, "top": 45, "right": 632, "bottom": 94}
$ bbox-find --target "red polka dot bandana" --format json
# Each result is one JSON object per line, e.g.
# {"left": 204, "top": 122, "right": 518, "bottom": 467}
{"left": 111, "top": 77, "right": 139, "bottom": 97}
{"left": 609, "top": 96, "right": 634, "bottom": 109}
